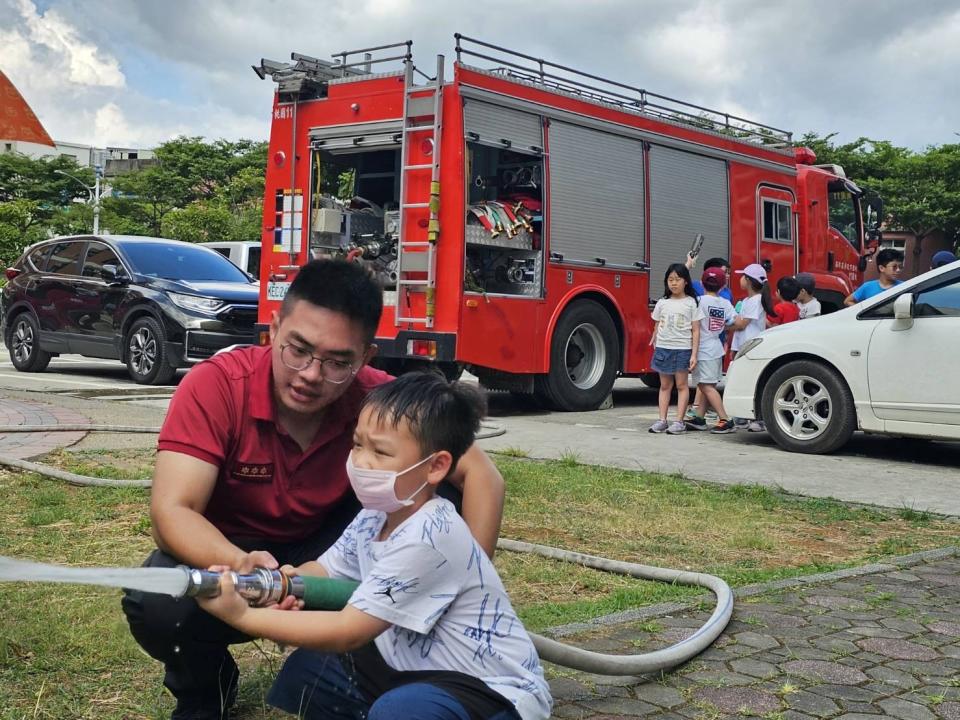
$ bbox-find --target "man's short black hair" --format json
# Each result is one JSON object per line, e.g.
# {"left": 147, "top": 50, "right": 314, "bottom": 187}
{"left": 703, "top": 257, "right": 729, "bottom": 271}
{"left": 362, "top": 372, "right": 486, "bottom": 470}
{"left": 281, "top": 259, "right": 383, "bottom": 343}
{"left": 777, "top": 276, "right": 801, "bottom": 302}
{"left": 876, "top": 248, "right": 904, "bottom": 268}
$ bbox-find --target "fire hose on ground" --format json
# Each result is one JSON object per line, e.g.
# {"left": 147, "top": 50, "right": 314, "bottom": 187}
{"left": 0, "top": 423, "right": 733, "bottom": 676}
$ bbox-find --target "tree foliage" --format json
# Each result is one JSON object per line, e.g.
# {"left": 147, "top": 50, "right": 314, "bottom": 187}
{"left": 0, "top": 137, "right": 266, "bottom": 267}
{"left": 799, "top": 133, "right": 960, "bottom": 247}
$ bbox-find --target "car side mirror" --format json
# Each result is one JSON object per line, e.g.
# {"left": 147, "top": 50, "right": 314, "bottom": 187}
{"left": 101, "top": 264, "right": 126, "bottom": 284}
{"left": 892, "top": 293, "right": 914, "bottom": 330}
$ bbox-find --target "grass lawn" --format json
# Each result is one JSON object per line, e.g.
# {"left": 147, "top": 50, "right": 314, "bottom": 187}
{"left": 0, "top": 448, "right": 956, "bottom": 719}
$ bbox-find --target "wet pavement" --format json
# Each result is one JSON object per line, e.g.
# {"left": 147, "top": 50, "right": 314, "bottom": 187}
{"left": 547, "top": 548, "right": 960, "bottom": 719}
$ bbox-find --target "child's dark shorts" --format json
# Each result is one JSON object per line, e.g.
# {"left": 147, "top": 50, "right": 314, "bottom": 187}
{"left": 652, "top": 347, "right": 692, "bottom": 374}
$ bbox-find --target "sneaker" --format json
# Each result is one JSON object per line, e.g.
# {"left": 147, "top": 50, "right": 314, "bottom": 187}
{"left": 705, "top": 410, "right": 719, "bottom": 422}
{"left": 649, "top": 419, "right": 669, "bottom": 433}
{"left": 667, "top": 421, "right": 686, "bottom": 434}
{"left": 685, "top": 415, "right": 708, "bottom": 431}
{"left": 711, "top": 418, "right": 736, "bottom": 434}
{"left": 747, "top": 420, "right": 766, "bottom": 433}
{"left": 684, "top": 407, "right": 698, "bottom": 421}
{"left": 732, "top": 417, "right": 750, "bottom": 428}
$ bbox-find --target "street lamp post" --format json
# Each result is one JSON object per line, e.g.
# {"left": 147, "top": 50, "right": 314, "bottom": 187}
{"left": 55, "top": 165, "right": 104, "bottom": 234}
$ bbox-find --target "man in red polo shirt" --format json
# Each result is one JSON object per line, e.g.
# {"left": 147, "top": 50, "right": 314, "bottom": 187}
{"left": 122, "top": 260, "right": 506, "bottom": 720}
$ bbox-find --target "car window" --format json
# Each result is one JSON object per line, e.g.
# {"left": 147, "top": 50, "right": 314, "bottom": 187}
{"left": 45, "top": 241, "right": 85, "bottom": 275}
{"left": 82, "top": 242, "right": 123, "bottom": 278}
{"left": 27, "top": 245, "right": 52, "bottom": 272}
{"left": 914, "top": 276, "right": 960, "bottom": 317}
{"left": 119, "top": 242, "right": 251, "bottom": 282}
{"left": 247, "top": 247, "right": 261, "bottom": 277}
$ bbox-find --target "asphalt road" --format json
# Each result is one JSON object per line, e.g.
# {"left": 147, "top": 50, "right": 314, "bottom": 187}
{"left": 0, "top": 356, "right": 957, "bottom": 515}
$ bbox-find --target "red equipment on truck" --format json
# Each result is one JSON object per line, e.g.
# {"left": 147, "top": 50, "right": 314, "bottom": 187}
{"left": 254, "top": 36, "right": 881, "bottom": 411}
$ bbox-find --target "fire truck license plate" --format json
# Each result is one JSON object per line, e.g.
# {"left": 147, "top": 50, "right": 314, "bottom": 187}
{"left": 267, "top": 282, "right": 291, "bottom": 301}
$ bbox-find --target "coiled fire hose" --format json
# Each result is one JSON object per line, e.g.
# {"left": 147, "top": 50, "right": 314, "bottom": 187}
{"left": 0, "top": 423, "right": 733, "bottom": 675}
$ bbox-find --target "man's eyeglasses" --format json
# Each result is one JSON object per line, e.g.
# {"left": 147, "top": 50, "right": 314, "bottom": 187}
{"left": 279, "top": 344, "right": 357, "bottom": 384}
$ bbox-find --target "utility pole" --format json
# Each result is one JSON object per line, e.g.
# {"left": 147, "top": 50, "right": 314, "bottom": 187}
{"left": 55, "top": 167, "right": 104, "bottom": 235}
{"left": 93, "top": 163, "right": 102, "bottom": 234}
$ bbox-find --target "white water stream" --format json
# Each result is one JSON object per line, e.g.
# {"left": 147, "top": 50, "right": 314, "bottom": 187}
{"left": 0, "top": 556, "right": 190, "bottom": 596}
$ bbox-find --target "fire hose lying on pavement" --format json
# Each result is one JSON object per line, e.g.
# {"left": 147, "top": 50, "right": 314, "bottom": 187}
{"left": 0, "top": 424, "right": 733, "bottom": 676}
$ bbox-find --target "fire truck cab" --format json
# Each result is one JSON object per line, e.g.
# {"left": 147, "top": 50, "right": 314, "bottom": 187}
{"left": 255, "top": 36, "right": 879, "bottom": 411}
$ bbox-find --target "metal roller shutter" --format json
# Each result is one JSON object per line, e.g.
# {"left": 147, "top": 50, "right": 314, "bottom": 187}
{"left": 548, "top": 122, "right": 645, "bottom": 268}
{"left": 648, "top": 145, "right": 729, "bottom": 298}
{"left": 463, "top": 100, "right": 543, "bottom": 153}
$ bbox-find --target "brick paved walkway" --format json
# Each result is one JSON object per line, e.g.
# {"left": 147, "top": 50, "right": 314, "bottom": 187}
{"left": 548, "top": 550, "right": 960, "bottom": 719}
{"left": 0, "top": 398, "right": 88, "bottom": 459}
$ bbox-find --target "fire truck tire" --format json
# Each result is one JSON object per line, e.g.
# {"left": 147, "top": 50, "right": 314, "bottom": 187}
{"left": 640, "top": 373, "right": 661, "bottom": 388}
{"left": 536, "top": 300, "right": 619, "bottom": 412}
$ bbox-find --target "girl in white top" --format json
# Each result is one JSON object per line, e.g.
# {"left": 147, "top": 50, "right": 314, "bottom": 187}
{"left": 649, "top": 263, "right": 704, "bottom": 434}
{"left": 730, "top": 263, "right": 774, "bottom": 431}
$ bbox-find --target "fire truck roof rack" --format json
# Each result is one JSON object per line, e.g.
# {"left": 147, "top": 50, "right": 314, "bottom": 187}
{"left": 453, "top": 33, "right": 792, "bottom": 148}
{"left": 253, "top": 41, "right": 413, "bottom": 101}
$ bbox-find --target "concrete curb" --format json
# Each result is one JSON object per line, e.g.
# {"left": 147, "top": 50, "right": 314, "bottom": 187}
{"left": 543, "top": 544, "right": 960, "bottom": 639}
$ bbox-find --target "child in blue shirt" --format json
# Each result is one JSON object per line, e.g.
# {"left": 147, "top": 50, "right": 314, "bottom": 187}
{"left": 845, "top": 249, "right": 903, "bottom": 306}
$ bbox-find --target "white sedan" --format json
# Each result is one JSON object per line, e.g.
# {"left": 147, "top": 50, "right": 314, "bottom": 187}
{"left": 724, "top": 261, "right": 960, "bottom": 454}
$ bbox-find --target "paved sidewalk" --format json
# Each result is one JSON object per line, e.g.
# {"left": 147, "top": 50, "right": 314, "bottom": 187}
{"left": 546, "top": 548, "right": 960, "bottom": 719}
{"left": 0, "top": 397, "right": 88, "bottom": 459}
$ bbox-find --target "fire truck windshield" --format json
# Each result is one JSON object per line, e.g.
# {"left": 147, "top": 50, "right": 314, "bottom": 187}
{"left": 827, "top": 189, "right": 861, "bottom": 250}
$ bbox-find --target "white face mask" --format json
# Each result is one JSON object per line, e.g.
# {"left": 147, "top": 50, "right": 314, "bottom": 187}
{"left": 345, "top": 452, "right": 434, "bottom": 513}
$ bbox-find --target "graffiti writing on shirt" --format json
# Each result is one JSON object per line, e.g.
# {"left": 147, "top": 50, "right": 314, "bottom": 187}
{"left": 336, "top": 514, "right": 382, "bottom": 567}
{"left": 463, "top": 593, "right": 515, "bottom": 667}
{"left": 370, "top": 574, "right": 419, "bottom": 604}
{"left": 467, "top": 542, "right": 486, "bottom": 589}
{"left": 420, "top": 503, "right": 454, "bottom": 549}
{"left": 397, "top": 623, "right": 446, "bottom": 659}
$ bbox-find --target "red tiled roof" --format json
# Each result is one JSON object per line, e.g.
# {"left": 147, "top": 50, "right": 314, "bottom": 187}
{"left": 0, "top": 70, "right": 55, "bottom": 147}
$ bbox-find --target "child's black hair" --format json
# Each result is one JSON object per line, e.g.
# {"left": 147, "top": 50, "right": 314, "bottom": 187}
{"left": 876, "top": 248, "right": 904, "bottom": 269}
{"left": 362, "top": 371, "right": 486, "bottom": 470}
{"left": 794, "top": 272, "right": 816, "bottom": 294}
{"left": 743, "top": 275, "right": 775, "bottom": 315}
{"left": 281, "top": 259, "right": 383, "bottom": 343}
{"left": 662, "top": 263, "right": 699, "bottom": 303}
{"left": 776, "top": 276, "right": 801, "bottom": 302}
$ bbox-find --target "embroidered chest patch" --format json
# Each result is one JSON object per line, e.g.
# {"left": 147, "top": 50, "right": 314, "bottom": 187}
{"left": 230, "top": 462, "right": 274, "bottom": 483}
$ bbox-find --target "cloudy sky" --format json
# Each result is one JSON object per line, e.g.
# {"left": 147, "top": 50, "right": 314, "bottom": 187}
{"left": 2, "top": 0, "right": 957, "bottom": 151}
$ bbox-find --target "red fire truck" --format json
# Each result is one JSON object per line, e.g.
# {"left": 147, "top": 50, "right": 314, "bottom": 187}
{"left": 254, "top": 36, "right": 881, "bottom": 411}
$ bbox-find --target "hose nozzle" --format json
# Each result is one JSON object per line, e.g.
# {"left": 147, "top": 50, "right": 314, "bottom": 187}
{"left": 180, "top": 566, "right": 304, "bottom": 607}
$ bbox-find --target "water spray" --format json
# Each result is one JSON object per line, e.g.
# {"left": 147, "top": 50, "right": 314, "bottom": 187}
{"left": 0, "top": 556, "right": 356, "bottom": 610}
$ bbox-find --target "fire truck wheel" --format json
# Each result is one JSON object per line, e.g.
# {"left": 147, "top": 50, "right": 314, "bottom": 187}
{"left": 760, "top": 360, "right": 856, "bottom": 454}
{"left": 536, "top": 300, "right": 619, "bottom": 412}
{"left": 640, "top": 373, "right": 661, "bottom": 389}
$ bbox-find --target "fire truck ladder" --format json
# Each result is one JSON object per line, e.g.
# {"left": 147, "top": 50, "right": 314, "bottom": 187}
{"left": 395, "top": 54, "right": 444, "bottom": 327}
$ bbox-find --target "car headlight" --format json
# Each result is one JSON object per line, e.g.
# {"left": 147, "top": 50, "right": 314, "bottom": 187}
{"left": 734, "top": 337, "right": 763, "bottom": 360}
{"left": 168, "top": 293, "right": 224, "bottom": 315}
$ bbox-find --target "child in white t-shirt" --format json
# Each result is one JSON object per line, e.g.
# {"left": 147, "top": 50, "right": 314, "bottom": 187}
{"left": 200, "top": 373, "right": 552, "bottom": 720}
{"left": 649, "top": 263, "right": 704, "bottom": 435}
{"left": 685, "top": 267, "right": 736, "bottom": 434}
{"left": 730, "top": 263, "right": 773, "bottom": 431}
{"left": 794, "top": 273, "right": 822, "bottom": 319}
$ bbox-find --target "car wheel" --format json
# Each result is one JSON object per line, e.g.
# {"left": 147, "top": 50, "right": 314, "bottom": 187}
{"left": 8, "top": 312, "right": 52, "bottom": 372}
{"left": 125, "top": 317, "right": 176, "bottom": 385}
{"left": 761, "top": 360, "right": 856, "bottom": 454}
{"left": 535, "top": 300, "right": 619, "bottom": 411}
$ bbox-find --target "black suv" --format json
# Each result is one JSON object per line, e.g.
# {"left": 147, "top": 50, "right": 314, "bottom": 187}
{"left": 2, "top": 235, "right": 260, "bottom": 385}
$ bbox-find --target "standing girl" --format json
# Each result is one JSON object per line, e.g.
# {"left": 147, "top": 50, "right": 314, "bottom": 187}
{"left": 649, "top": 263, "right": 703, "bottom": 434}
{"left": 729, "top": 263, "right": 774, "bottom": 431}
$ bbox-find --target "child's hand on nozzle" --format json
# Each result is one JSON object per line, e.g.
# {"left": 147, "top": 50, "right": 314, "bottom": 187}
{"left": 196, "top": 565, "right": 250, "bottom": 624}
{"left": 275, "top": 565, "right": 304, "bottom": 611}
